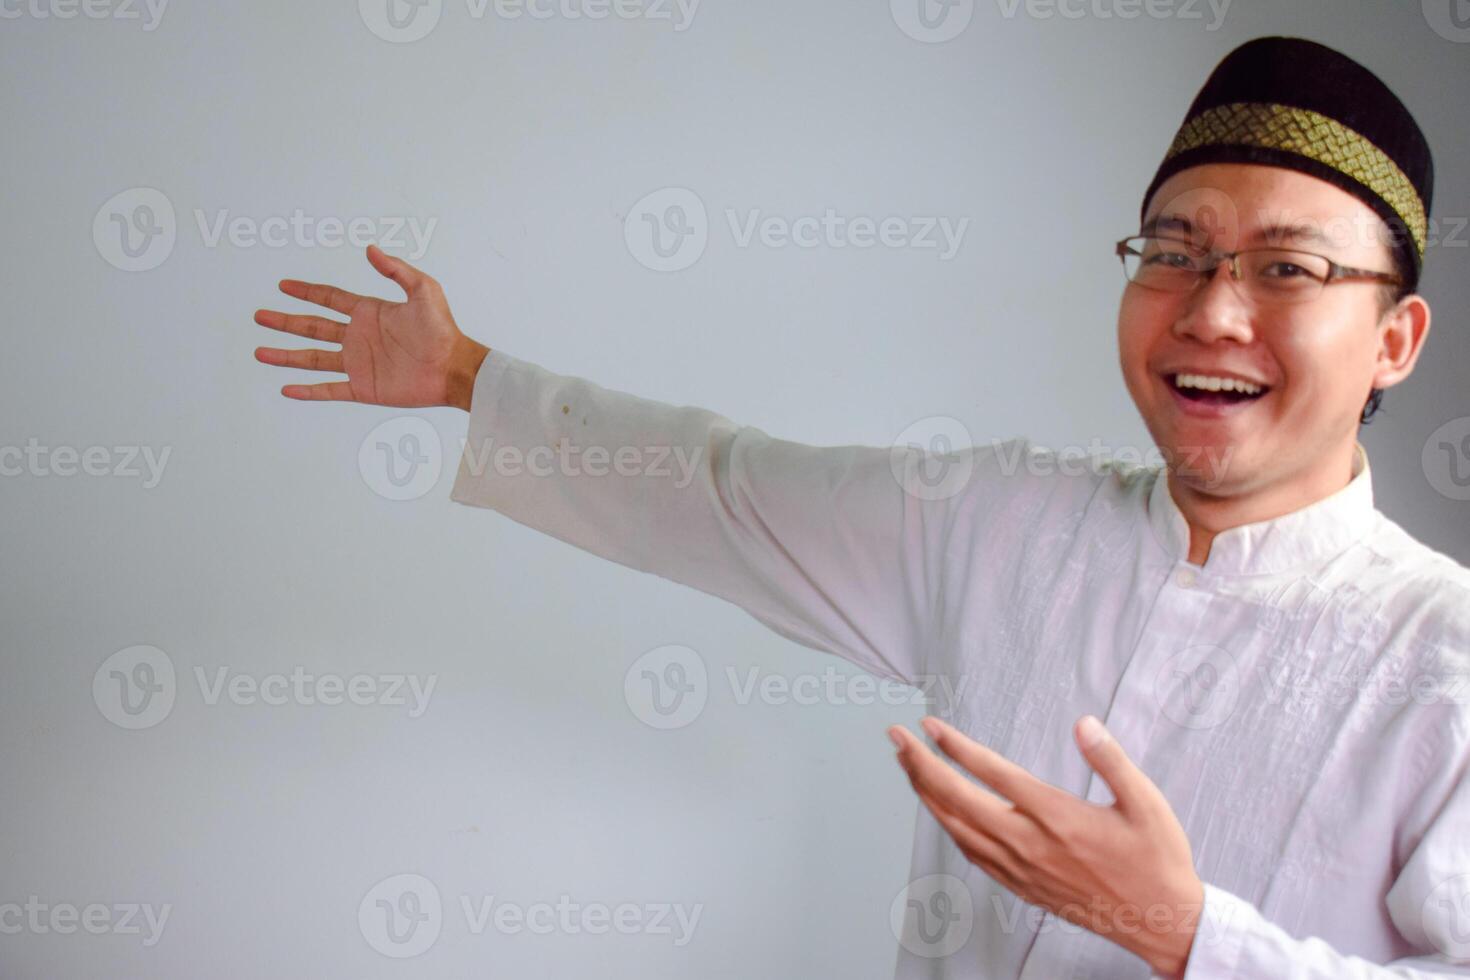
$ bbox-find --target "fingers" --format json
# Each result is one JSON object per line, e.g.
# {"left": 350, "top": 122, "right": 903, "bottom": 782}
{"left": 254, "top": 309, "right": 347, "bottom": 345}
{"left": 254, "top": 347, "right": 345, "bottom": 374}
{"left": 891, "top": 725, "right": 1025, "bottom": 836}
{"left": 914, "top": 785, "right": 1028, "bottom": 891}
{"left": 366, "top": 243, "right": 431, "bottom": 299}
{"left": 281, "top": 381, "right": 356, "bottom": 402}
{"left": 1073, "top": 716, "right": 1154, "bottom": 817}
{"left": 922, "top": 716, "right": 1069, "bottom": 815}
{"left": 277, "top": 278, "right": 366, "bottom": 316}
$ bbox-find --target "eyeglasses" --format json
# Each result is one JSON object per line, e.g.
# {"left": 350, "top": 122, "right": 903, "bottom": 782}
{"left": 1114, "top": 235, "right": 1402, "bottom": 305}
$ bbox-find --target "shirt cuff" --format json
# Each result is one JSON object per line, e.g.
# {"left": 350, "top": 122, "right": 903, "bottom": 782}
{"left": 1177, "top": 883, "right": 1250, "bottom": 980}
{"left": 449, "top": 347, "right": 515, "bottom": 507}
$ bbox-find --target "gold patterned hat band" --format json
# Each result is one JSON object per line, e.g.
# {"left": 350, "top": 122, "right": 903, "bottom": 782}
{"left": 1140, "top": 37, "right": 1434, "bottom": 284}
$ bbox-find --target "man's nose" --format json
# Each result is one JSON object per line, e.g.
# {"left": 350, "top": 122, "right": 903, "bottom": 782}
{"left": 1173, "top": 260, "right": 1255, "bottom": 343}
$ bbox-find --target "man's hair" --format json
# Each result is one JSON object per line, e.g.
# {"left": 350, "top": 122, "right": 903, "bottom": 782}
{"left": 1360, "top": 242, "right": 1417, "bottom": 426}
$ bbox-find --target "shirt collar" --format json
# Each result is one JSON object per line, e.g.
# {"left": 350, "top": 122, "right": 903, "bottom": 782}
{"left": 1146, "top": 442, "right": 1378, "bottom": 576}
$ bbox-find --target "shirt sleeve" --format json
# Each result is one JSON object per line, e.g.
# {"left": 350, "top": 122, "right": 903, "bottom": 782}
{"left": 449, "top": 347, "right": 1005, "bottom": 689}
{"left": 1178, "top": 729, "right": 1470, "bottom": 978}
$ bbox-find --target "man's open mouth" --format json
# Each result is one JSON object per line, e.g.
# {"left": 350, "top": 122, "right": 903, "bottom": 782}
{"left": 1168, "top": 373, "right": 1271, "bottom": 406}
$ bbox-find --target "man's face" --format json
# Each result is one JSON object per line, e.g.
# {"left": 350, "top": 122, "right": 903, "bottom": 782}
{"left": 1117, "top": 162, "right": 1402, "bottom": 496}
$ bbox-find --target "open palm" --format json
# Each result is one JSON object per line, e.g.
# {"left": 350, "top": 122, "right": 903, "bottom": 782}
{"left": 254, "top": 244, "right": 469, "bottom": 407}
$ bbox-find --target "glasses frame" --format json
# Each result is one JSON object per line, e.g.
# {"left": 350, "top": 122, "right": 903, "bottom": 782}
{"left": 1113, "top": 234, "right": 1403, "bottom": 302}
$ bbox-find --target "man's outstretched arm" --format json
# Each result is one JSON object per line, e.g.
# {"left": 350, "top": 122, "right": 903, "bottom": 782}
{"left": 254, "top": 245, "right": 1007, "bottom": 689}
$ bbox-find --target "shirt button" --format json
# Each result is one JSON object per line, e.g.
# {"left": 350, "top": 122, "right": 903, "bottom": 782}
{"left": 1175, "top": 568, "right": 1197, "bottom": 588}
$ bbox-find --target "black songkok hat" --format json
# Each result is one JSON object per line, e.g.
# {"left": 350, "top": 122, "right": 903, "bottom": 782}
{"left": 1140, "top": 36, "right": 1434, "bottom": 287}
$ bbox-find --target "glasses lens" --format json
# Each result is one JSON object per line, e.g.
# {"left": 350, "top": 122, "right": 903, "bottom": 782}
{"left": 1123, "top": 236, "right": 1209, "bottom": 290}
{"left": 1237, "top": 250, "right": 1330, "bottom": 303}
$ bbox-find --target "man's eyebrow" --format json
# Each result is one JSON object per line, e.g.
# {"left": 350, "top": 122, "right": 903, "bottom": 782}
{"left": 1140, "top": 214, "right": 1337, "bottom": 248}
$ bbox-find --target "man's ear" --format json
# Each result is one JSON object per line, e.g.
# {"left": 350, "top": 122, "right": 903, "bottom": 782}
{"left": 1372, "top": 293, "right": 1431, "bottom": 391}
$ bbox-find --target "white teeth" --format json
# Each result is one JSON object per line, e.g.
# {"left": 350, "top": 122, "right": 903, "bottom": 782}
{"left": 1173, "top": 373, "right": 1264, "bottom": 396}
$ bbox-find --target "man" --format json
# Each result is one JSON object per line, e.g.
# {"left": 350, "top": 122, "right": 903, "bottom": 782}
{"left": 254, "top": 36, "right": 1470, "bottom": 979}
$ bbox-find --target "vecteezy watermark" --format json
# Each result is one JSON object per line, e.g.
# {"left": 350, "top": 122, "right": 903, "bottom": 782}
{"left": 357, "top": 873, "right": 703, "bottom": 958}
{"left": 624, "top": 645, "right": 709, "bottom": 730}
{"left": 887, "top": 420, "right": 1235, "bottom": 503}
{"left": 194, "top": 667, "right": 437, "bottom": 717}
{"left": 0, "top": 439, "right": 171, "bottom": 488}
{"left": 92, "top": 645, "right": 439, "bottom": 730}
{"left": 0, "top": 0, "right": 169, "bottom": 30}
{"left": 725, "top": 209, "right": 969, "bottom": 261}
{"left": 622, "top": 645, "right": 969, "bottom": 730}
{"left": 1149, "top": 640, "right": 1470, "bottom": 732}
{"left": 992, "top": 0, "right": 1231, "bottom": 30}
{"left": 0, "top": 898, "right": 171, "bottom": 947}
{"left": 623, "top": 187, "right": 708, "bottom": 272}
{"left": 986, "top": 891, "right": 1239, "bottom": 949}
{"left": 1422, "top": 873, "right": 1470, "bottom": 959}
{"left": 359, "top": 416, "right": 444, "bottom": 502}
{"left": 358, "top": 0, "right": 699, "bottom": 43}
{"left": 1153, "top": 644, "right": 1241, "bottom": 731}
{"left": 890, "top": 0, "right": 975, "bottom": 43}
{"left": 93, "top": 646, "right": 177, "bottom": 730}
{"left": 1423, "top": 0, "right": 1470, "bottom": 43}
{"left": 1242, "top": 204, "right": 1469, "bottom": 254}
{"left": 623, "top": 187, "right": 969, "bottom": 272}
{"left": 1260, "top": 663, "right": 1470, "bottom": 711}
{"left": 92, "top": 187, "right": 437, "bottom": 272}
{"left": 359, "top": 874, "right": 442, "bottom": 958}
{"left": 460, "top": 437, "right": 704, "bottom": 486}
{"left": 889, "top": 0, "right": 1229, "bottom": 42}
{"left": 1136, "top": 195, "right": 1469, "bottom": 260}
{"left": 891, "top": 874, "right": 974, "bottom": 958}
{"left": 357, "top": 416, "right": 707, "bottom": 501}
{"left": 1422, "top": 416, "right": 1470, "bottom": 501}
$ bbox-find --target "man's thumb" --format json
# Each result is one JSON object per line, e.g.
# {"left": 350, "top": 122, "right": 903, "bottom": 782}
{"left": 367, "top": 243, "right": 428, "bottom": 298}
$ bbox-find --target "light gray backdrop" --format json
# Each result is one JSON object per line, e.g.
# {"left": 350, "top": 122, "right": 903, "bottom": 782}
{"left": 2, "top": 1, "right": 1467, "bottom": 977}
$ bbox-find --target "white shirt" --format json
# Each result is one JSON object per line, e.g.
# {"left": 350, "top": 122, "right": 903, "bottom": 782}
{"left": 450, "top": 347, "right": 1470, "bottom": 978}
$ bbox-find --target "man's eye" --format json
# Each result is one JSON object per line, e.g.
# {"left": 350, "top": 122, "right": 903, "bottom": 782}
{"left": 1261, "top": 262, "right": 1309, "bottom": 278}
{"left": 1144, "top": 252, "right": 1195, "bottom": 269}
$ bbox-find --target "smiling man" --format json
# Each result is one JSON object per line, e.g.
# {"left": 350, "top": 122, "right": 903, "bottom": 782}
{"left": 254, "top": 35, "right": 1470, "bottom": 979}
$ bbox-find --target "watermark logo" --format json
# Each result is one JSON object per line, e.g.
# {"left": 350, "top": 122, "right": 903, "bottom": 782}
{"left": 93, "top": 187, "right": 436, "bottom": 271}
{"left": 360, "top": 416, "right": 443, "bottom": 501}
{"left": 1422, "top": 417, "right": 1470, "bottom": 501}
{"left": 359, "top": 873, "right": 701, "bottom": 952}
{"left": 359, "top": 0, "right": 698, "bottom": 39}
{"left": 1154, "top": 644, "right": 1240, "bottom": 730}
{"left": 460, "top": 436, "right": 703, "bottom": 487}
{"left": 359, "top": 0, "right": 443, "bottom": 41}
{"left": 889, "top": 416, "right": 976, "bottom": 502}
{"left": 0, "top": 439, "right": 171, "bottom": 487}
{"left": 0, "top": 0, "right": 169, "bottom": 30}
{"left": 92, "top": 645, "right": 176, "bottom": 730}
{"left": 727, "top": 666, "right": 969, "bottom": 713}
{"left": 93, "top": 187, "right": 176, "bottom": 272}
{"left": 1423, "top": 873, "right": 1470, "bottom": 958}
{"left": 890, "top": 0, "right": 974, "bottom": 42}
{"left": 625, "top": 187, "right": 969, "bottom": 271}
{"left": 359, "top": 873, "right": 443, "bottom": 957}
{"left": 194, "top": 210, "right": 435, "bottom": 258}
{"left": 891, "top": 873, "right": 973, "bottom": 957}
{"left": 1143, "top": 184, "right": 1240, "bottom": 253}
{"left": 93, "top": 646, "right": 438, "bottom": 728}
{"left": 625, "top": 187, "right": 708, "bottom": 272}
{"left": 0, "top": 898, "right": 171, "bottom": 946}
{"left": 1424, "top": 0, "right": 1470, "bottom": 42}
{"left": 460, "top": 893, "right": 702, "bottom": 942}
{"left": 726, "top": 209, "right": 967, "bottom": 259}
{"left": 993, "top": 0, "right": 1231, "bottom": 29}
{"left": 194, "top": 667, "right": 437, "bottom": 717}
{"left": 624, "top": 644, "right": 708, "bottom": 729}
